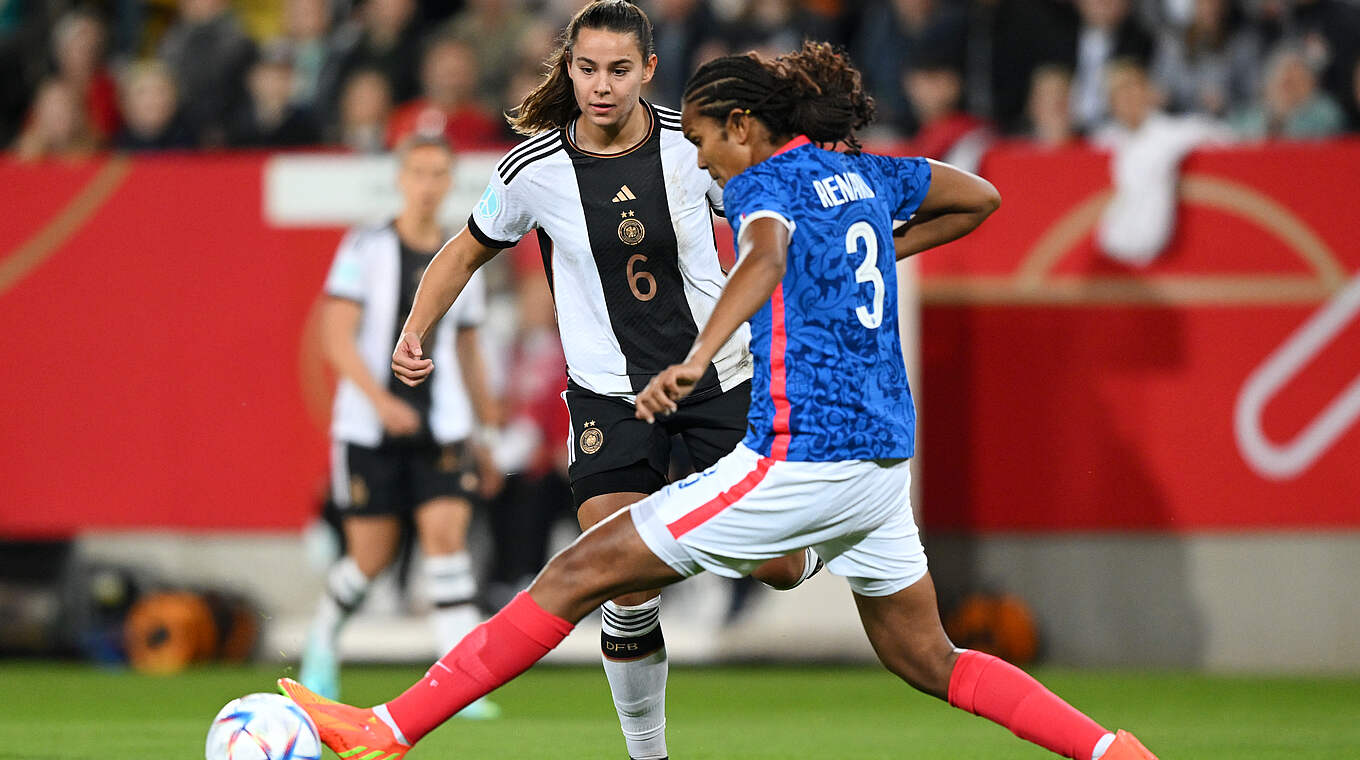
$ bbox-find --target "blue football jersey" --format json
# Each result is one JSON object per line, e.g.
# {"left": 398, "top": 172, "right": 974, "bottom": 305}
{"left": 724, "top": 136, "right": 931, "bottom": 462}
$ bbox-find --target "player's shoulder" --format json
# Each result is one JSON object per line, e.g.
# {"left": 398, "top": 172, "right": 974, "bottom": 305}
{"left": 494, "top": 128, "right": 567, "bottom": 185}
{"left": 342, "top": 221, "right": 396, "bottom": 250}
{"left": 651, "top": 102, "right": 683, "bottom": 132}
{"left": 725, "top": 158, "right": 788, "bottom": 199}
{"left": 853, "top": 149, "right": 928, "bottom": 176}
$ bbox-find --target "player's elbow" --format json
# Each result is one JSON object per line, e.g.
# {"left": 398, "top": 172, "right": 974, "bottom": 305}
{"left": 975, "top": 178, "right": 1001, "bottom": 217}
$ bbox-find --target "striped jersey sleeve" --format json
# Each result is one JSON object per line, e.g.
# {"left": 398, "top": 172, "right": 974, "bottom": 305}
{"left": 467, "top": 131, "right": 561, "bottom": 248}
{"left": 324, "top": 228, "right": 369, "bottom": 302}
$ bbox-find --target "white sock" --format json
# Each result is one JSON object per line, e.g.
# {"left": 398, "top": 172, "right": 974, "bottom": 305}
{"left": 1092, "top": 732, "right": 1117, "bottom": 760}
{"left": 424, "top": 552, "right": 480, "bottom": 653}
{"left": 309, "top": 556, "right": 370, "bottom": 649}
{"left": 601, "top": 597, "right": 667, "bottom": 760}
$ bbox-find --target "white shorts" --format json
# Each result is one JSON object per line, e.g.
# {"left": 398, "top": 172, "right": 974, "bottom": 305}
{"left": 630, "top": 443, "right": 928, "bottom": 597}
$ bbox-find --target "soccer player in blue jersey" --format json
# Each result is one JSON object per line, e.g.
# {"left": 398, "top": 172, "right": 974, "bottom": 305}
{"left": 281, "top": 42, "right": 1158, "bottom": 760}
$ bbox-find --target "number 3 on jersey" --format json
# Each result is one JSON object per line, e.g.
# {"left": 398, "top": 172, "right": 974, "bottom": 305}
{"left": 845, "top": 221, "right": 884, "bottom": 329}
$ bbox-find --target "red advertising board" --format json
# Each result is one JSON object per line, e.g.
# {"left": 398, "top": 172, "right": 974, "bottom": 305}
{"left": 1, "top": 142, "right": 1357, "bottom": 536}
{"left": 916, "top": 141, "right": 1360, "bottom": 531}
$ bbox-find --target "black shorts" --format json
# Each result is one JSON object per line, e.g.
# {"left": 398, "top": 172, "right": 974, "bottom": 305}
{"left": 565, "top": 380, "right": 751, "bottom": 508}
{"left": 331, "top": 440, "right": 481, "bottom": 517}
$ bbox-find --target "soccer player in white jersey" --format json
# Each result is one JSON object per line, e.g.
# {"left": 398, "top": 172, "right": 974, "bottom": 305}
{"left": 299, "top": 134, "right": 502, "bottom": 718}
{"left": 384, "top": 3, "right": 812, "bottom": 759}
{"left": 282, "top": 42, "right": 1162, "bottom": 760}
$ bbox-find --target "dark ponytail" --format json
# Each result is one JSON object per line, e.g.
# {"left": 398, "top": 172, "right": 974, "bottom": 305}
{"left": 683, "top": 41, "right": 876, "bottom": 154}
{"left": 507, "top": 0, "right": 654, "bottom": 136}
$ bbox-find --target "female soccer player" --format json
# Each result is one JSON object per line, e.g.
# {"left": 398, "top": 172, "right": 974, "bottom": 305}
{"left": 283, "top": 40, "right": 1160, "bottom": 760}
{"left": 301, "top": 134, "right": 501, "bottom": 718}
{"left": 386, "top": 2, "right": 812, "bottom": 757}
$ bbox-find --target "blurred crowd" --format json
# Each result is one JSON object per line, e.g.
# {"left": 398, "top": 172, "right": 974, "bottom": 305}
{"left": 3, "top": 0, "right": 1359, "bottom": 161}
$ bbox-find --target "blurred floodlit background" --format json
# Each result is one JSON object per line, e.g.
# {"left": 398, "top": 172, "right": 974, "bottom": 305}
{"left": 1, "top": 0, "right": 1358, "bottom": 678}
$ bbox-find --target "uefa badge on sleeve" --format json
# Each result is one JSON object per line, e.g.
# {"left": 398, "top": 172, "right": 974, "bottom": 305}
{"left": 476, "top": 185, "right": 501, "bottom": 220}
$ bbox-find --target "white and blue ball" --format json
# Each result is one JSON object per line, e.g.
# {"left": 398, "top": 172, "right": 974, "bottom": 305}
{"left": 205, "top": 692, "right": 322, "bottom": 760}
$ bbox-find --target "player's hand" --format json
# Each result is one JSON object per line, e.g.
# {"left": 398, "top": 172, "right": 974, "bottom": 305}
{"left": 391, "top": 331, "right": 434, "bottom": 386}
{"left": 635, "top": 360, "right": 705, "bottom": 423}
{"left": 375, "top": 393, "right": 422, "bottom": 436}
{"left": 470, "top": 442, "right": 503, "bottom": 499}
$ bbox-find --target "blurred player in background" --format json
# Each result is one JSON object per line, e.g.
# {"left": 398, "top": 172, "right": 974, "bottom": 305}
{"left": 299, "top": 133, "right": 502, "bottom": 719}
{"left": 385, "top": 2, "right": 814, "bottom": 758}
{"left": 283, "top": 40, "right": 1160, "bottom": 760}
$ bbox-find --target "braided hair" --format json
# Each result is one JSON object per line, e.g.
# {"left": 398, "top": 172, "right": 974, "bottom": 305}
{"left": 683, "top": 41, "right": 876, "bottom": 155}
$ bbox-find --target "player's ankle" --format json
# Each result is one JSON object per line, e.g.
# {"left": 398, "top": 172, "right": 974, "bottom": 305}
{"left": 372, "top": 704, "right": 411, "bottom": 747}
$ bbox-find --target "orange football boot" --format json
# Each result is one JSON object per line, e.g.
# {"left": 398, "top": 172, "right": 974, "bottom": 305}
{"left": 1100, "top": 729, "right": 1159, "bottom": 760}
{"left": 278, "top": 677, "right": 409, "bottom": 759}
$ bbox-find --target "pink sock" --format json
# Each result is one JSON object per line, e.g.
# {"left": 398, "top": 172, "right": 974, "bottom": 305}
{"left": 947, "top": 649, "right": 1108, "bottom": 760}
{"left": 384, "top": 592, "right": 573, "bottom": 743}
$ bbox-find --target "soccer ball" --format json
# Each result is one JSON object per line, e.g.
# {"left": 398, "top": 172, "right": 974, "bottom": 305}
{"left": 205, "top": 692, "right": 322, "bottom": 760}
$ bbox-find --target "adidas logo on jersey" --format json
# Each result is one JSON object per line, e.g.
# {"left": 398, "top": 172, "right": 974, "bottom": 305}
{"left": 611, "top": 185, "right": 637, "bottom": 203}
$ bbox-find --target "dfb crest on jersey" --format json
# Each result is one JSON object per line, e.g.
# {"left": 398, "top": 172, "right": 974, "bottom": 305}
{"left": 618, "top": 213, "right": 645, "bottom": 246}
{"left": 476, "top": 185, "right": 501, "bottom": 220}
{"left": 579, "top": 421, "right": 604, "bottom": 454}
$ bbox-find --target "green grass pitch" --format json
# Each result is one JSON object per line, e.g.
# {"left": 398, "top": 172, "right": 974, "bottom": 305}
{"left": 2, "top": 662, "right": 1356, "bottom": 758}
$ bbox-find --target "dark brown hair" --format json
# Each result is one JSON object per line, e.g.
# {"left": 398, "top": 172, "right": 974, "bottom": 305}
{"left": 506, "top": 0, "right": 654, "bottom": 136}
{"left": 682, "top": 41, "right": 876, "bottom": 155}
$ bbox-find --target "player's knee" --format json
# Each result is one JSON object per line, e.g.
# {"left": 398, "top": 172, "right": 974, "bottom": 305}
{"left": 350, "top": 554, "right": 391, "bottom": 579}
{"left": 752, "top": 553, "right": 806, "bottom": 590}
{"left": 419, "top": 530, "right": 466, "bottom": 555}
{"left": 536, "top": 542, "right": 615, "bottom": 612}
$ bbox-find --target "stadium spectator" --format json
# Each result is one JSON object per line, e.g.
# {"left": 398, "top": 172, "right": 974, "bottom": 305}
{"left": 962, "top": 0, "right": 1079, "bottom": 134}
{"left": 1092, "top": 59, "right": 1233, "bottom": 265}
{"left": 853, "top": 0, "right": 969, "bottom": 134}
{"left": 10, "top": 77, "right": 96, "bottom": 160}
{"left": 1230, "top": 46, "right": 1346, "bottom": 139}
{"left": 385, "top": 36, "right": 500, "bottom": 150}
{"left": 113, "top": 60, "right": 196, "bottom": 152}
{"left": 281, "top": 0, "right": 345, "bottom": 115}
{"left": 726, "top": 0, "right": 802, "bottom": 55}
{"left": 645, "top": 0, "right": 717, "bottom": 106}
{"left": 1025, "top": 64, "right": 1080, "bottom": 147}
{"left": 50, "top": 9, "right": 119, "bottom": 142}
{"left": 227, "top": 45, "right": 321, "bottom": 148}
{"left": 442, "top": 0, "right": 534, "bottom": 106}
{"left": 1350, "top": 55, "right": 1360, "bottom": 130}
{"left": 1150, "top": 0, "right": 1262, "bottom": 117}
{"left": 158, "top": 0, "right": 257, "bottom": 146}
{"left": 334, "top": 68, "right": 393, "bottom": 153}
{"left": 484, "top": 259, "right": 572, "bottom": 611}
{"left": 1070, "top": 0, "right": 1155, "bottom": 130}
{"left": 902, "top": 53, "right": 994, "bottom": 170}
{"left": 332, "top": 0, "right": 423, "bottom": 105}
{"left": 1284, "top": 0, "right": 1360, "bottom": 114}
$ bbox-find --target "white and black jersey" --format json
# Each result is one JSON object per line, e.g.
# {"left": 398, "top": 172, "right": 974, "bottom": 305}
{"left": 467, "top": 101, "right": 752, "bottom": 401}
{"left": 324, "top": 221, "right": 487, "bottom": 446}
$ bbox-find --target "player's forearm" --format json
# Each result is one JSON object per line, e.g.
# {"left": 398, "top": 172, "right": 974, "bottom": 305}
{"left": 403, "top": 232, "right": 496, "bottom": 344}
{"left": 893, "top": 208, "right": 995, "bottom": 260}
{"left": 455, "top": 327, "right": 502, "bottom": 428}
{"left": 687, "top": 245, "right": 785, "bottom": 368}
{"left": 324, "top": 335, "right": 390, "bottom": 406}
{"left": 895, "top": 160, "right": 1001, "bottom": 259}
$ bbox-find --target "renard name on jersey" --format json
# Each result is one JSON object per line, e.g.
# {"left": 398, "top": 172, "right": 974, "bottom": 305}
{"left": 724, "top": 137, "right": 932, "bottom": 463}
{"left": 467, "top": 101, "right": 752, "bottom": 401}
